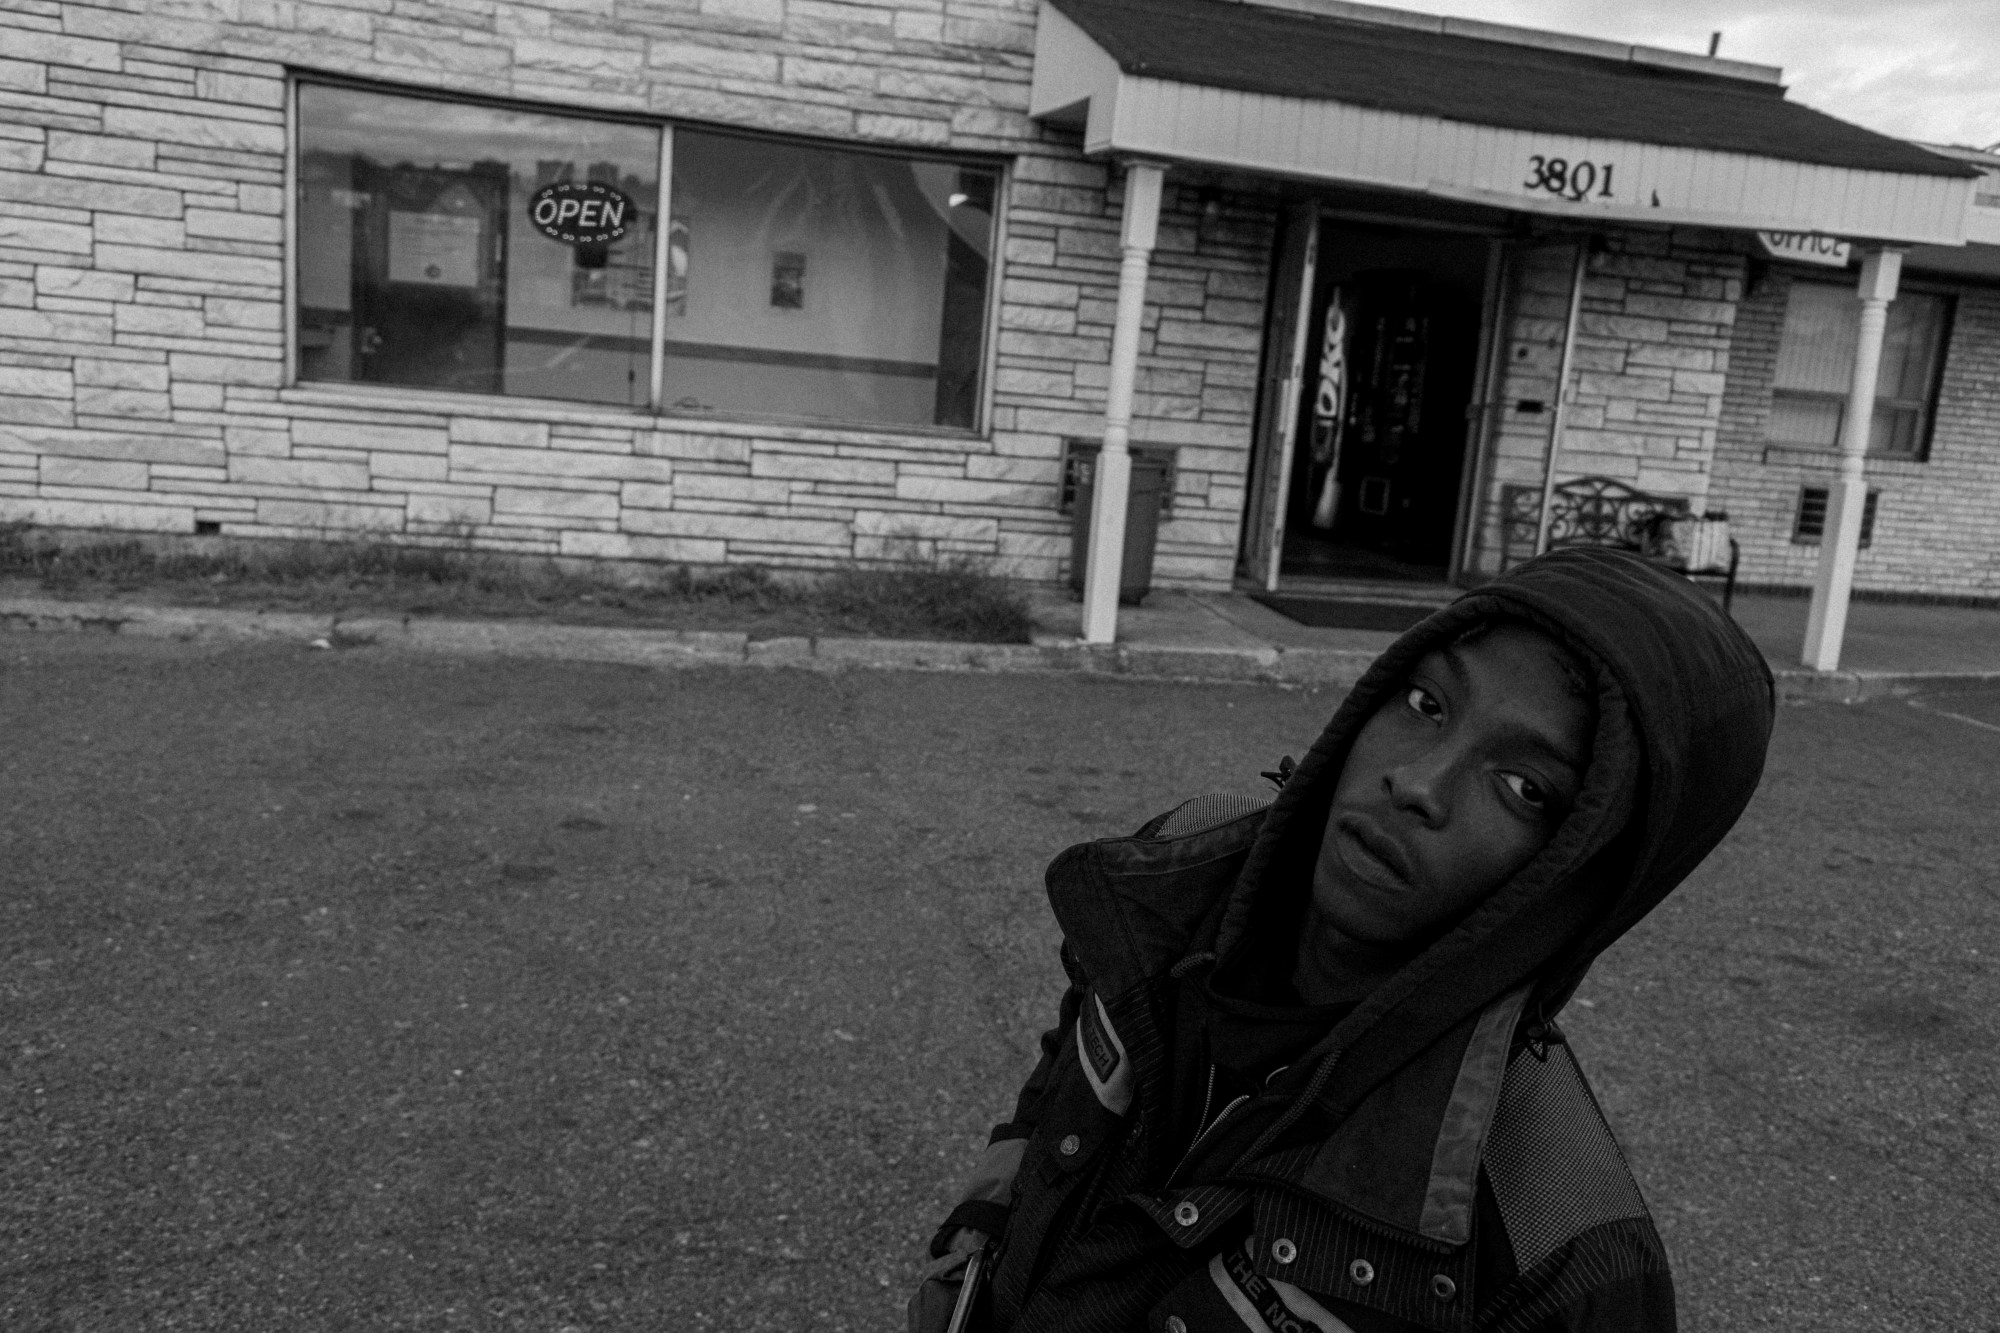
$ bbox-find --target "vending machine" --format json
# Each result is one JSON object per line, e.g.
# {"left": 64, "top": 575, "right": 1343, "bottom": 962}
{"left": 1296, "top": 268, "right": 1476, "bottom": 569}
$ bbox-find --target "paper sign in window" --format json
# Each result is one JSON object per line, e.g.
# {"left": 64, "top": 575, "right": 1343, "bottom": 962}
{"left": 387, "top": 210, "right": 483, "bottom": 287}
{"left": 770, "top": 251, "right": 806, "bottom": 309}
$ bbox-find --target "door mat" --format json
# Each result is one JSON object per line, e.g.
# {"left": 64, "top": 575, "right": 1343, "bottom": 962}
{"left": 1250, "top": 594, "right": 1441, "bottom": 633}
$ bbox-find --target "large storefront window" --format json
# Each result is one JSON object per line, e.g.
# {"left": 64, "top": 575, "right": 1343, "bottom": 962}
{"left": 298, "top": 85, "right": 661, "bottom": 407}
{"left": 1766, "top": 281, "right": 1950, "bottom": 459}
{"left": 295, "top": 84, "right": 999, "bottom": 430}
{"left": 665, "top": 130, "right": 995, "bottom": 429}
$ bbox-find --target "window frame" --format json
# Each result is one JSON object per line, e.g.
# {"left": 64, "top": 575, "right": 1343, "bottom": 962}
{"left": 286, "top": 71, "right": 1007, "bottom": 438}
{"left": 656, "top": 121, "right": 1006, "bottom": 434}
{"left": 1765, "top": 276, "right": 1954, "bottom": 464}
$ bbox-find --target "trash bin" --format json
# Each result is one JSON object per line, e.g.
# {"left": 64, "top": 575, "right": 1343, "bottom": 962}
{"left": 1067, "top": 445, "right": 1170, "bottom": 604}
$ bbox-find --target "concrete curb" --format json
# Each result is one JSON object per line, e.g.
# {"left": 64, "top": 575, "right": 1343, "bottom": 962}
{"left": 5, "top": 596, "right": 1987, "bottom": 699}
{"left": 1768, "top": 667, "right": 2000, "bottom": 703}
{"left": 0, "top": 595, "right": 1379, "bottom": 687}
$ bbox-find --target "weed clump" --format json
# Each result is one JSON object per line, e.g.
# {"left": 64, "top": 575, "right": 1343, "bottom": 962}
{"left": 0, "top": 523, "right": 1033, "bottom": 643}
{"left": 820, "top": 559, "right": 1033, "bottom": 643}
{"left": 0, "top": 524, "right": 501, "bottom": 592}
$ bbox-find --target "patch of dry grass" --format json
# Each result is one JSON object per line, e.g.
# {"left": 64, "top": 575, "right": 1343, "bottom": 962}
{"left": 0, "top": 524, "right": 1034, "bottom": 644}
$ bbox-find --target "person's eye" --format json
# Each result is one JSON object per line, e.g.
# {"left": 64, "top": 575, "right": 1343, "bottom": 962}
{"left": 1404, "top": 685, "right": 1444, "bottom": 722}
{"left": 1499, "top": 771, "right": 1552, "bottom": 810}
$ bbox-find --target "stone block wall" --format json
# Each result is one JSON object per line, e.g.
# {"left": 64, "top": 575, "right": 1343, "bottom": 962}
{"left": 991, "top": 167, "right": 1275, "bottom": 586}
{"left": 0, "top": 0, "right": 1273, "bottom": 588}
{"left": 1710, "top": 266, "right": 2000, "bottom": 598}
{"left": 1464, "top": 228, "right": 1746, "bottom": 575}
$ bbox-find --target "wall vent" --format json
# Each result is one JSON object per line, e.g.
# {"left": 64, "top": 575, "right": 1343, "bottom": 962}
{"left": 1792, "top": 486, "right": 1878, "bottom": 547}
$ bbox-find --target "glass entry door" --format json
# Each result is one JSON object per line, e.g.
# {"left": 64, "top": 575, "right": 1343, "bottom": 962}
{"left": 1278, "top": 223, "right": 1490, "bottom": 583}
{"left": 1241, "top": 201, "right": 1319, "bottom": 590}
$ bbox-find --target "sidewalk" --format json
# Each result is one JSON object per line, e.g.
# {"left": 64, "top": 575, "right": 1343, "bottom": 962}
{"left": 3, "top": 585, "right": 1994, "bottom": 701}
{"left": 1027, "top": 586, "right": 2000, "bottom": 701}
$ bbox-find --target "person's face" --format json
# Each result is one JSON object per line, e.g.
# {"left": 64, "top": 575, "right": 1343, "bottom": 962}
{"left": 1310, "top": 624, "right": 1595, "bottom": 951}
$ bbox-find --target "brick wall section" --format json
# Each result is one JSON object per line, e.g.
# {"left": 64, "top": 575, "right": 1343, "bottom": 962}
{"left": 0, "top": 0, "right": 1271, "bottom": 588}
{"left": 1464, "top": 228, "right": 1746, "bottom": 575}
{"left": 1710, "top": 268, "right": 2000, "bottom": 598}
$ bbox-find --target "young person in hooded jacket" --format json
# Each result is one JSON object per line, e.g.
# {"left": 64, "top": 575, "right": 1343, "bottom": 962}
{"left": 911, "top": 546, "right": 1775, "bottom": 1333}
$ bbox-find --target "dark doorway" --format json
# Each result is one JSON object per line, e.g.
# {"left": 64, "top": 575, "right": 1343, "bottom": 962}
{"left": 351, "top": 161, "right": 509, "bottom": 395}
{"left": 1282, "top": 225, "right": 1488, "bottom": 583}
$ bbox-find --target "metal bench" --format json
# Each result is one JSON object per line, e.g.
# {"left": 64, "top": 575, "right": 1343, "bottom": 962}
{"left": 1500, "top": 477, "right": 1739, "bottom": 612}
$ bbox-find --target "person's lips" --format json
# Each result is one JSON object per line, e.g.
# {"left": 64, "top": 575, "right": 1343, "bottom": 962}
{"left": 1334, "top": 814, "right": 1416, "bottom": 891}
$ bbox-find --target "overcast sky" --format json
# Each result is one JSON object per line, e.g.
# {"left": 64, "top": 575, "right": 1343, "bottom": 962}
{"left": 1378, "top": 0, "right": 2000, "bottom": 148}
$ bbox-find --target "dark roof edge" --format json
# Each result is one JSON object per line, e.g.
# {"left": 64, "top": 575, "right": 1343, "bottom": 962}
{"left": 1051, "top": 0, "right": 1985, "bottom": 181}
{"left": 1916, "top": 142, "right": 2000, "bottom": 171}
{"left": 1224, "top": 0, "right": 1785, "bottom": 86}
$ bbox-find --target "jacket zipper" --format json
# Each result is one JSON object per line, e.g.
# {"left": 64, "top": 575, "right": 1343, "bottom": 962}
{"left": 1168, "top": 1072, "right": 1249, "bottom": 1188}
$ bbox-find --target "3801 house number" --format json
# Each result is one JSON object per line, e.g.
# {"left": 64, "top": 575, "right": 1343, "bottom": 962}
{"left": 1524, "top": 156, "right": 1616, "bottom": 202}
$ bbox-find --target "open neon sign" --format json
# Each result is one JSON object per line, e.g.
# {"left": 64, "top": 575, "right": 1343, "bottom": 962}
{"left": 527, "top": 181, "right": 634, "bottom": 246}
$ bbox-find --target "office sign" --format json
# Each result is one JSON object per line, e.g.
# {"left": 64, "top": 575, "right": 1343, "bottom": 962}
{"left": 528, "top": 181, "right": 635, "bottom": 247}
{"left": 1757, "top": 231, "right": 1851, "bottom": 267}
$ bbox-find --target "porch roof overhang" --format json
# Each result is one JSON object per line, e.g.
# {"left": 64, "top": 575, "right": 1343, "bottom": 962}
{"left": 1030, "top": 0, "right": 1980, "bottom": 248}
{"left": 1907, "top": 146, "right": 2000, "bottom": 278}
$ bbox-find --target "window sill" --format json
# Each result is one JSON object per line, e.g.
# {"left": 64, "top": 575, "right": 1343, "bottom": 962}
{"left": 1758, "top": 442, "right": 1929, "bottom": 467}
{"left": 278, "top": 381, "right": 990, "bottom": 449}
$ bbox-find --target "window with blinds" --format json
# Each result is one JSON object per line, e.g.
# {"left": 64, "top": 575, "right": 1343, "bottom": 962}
{"left": 1766, "top": 281, "right": 1951, "bottom": 460}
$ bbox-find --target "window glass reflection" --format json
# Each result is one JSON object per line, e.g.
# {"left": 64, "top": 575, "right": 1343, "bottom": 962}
{"left": 1768, "top": 281, "right": 1948, "bottom": 458}
{"left": 298, "top": 85, "right": 659, "bottom": 406}
{"left": 295, "top": 88, "right": 1001, "bottom": 431}
{"left": 666, "top": 130, "right": 996, "bottom": 429}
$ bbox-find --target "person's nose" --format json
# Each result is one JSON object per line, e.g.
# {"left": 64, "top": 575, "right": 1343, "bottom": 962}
{"left": 1384, "top": 745, "right": 1454, "bottom": 826}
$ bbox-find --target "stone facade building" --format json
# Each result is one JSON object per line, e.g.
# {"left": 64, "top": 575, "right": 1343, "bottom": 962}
{"left": 1, "top": 0, "right": 1994, "bottom": 599}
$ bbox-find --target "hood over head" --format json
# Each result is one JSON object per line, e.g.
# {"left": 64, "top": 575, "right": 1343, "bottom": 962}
{"left": 1208, "top": 546, "right": 1774, "bottom": 1239}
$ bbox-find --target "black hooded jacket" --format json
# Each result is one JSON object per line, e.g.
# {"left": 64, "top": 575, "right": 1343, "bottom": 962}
{"left": 928, "top": 548, "right": 1775, "bottom": 1333}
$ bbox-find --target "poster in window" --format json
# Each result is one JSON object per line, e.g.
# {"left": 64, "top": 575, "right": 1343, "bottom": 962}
{"left": 570, "top": 214, "right": 656, "bottom": 312}
{"left": 571, "top": 259, "right": 653, "bottom": 310}
{"left": 770, "top": 251, "right": 806, "bottom": 310}
{"left": 667, "top": 217, "right": 688, "bottom": 317}
{"left": 387, "top": 210, "right": 483, "bottom": 287}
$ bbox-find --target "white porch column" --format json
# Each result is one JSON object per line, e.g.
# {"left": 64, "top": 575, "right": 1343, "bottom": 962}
{"left": 1080, "top": 159, "right": 1165, "bottom": 645}
{"left": 1802, "top": 248, "right": 1902, "bottom": 672}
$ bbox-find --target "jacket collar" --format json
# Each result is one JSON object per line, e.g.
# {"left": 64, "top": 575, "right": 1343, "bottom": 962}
{"left": 1214, "top": 983, "right": 1530, "bottom": 1247}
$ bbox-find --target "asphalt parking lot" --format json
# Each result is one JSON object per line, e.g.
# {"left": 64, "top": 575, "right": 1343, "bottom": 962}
{"left": 2, "top": 634, "right": 1994, "bottom": 1331}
